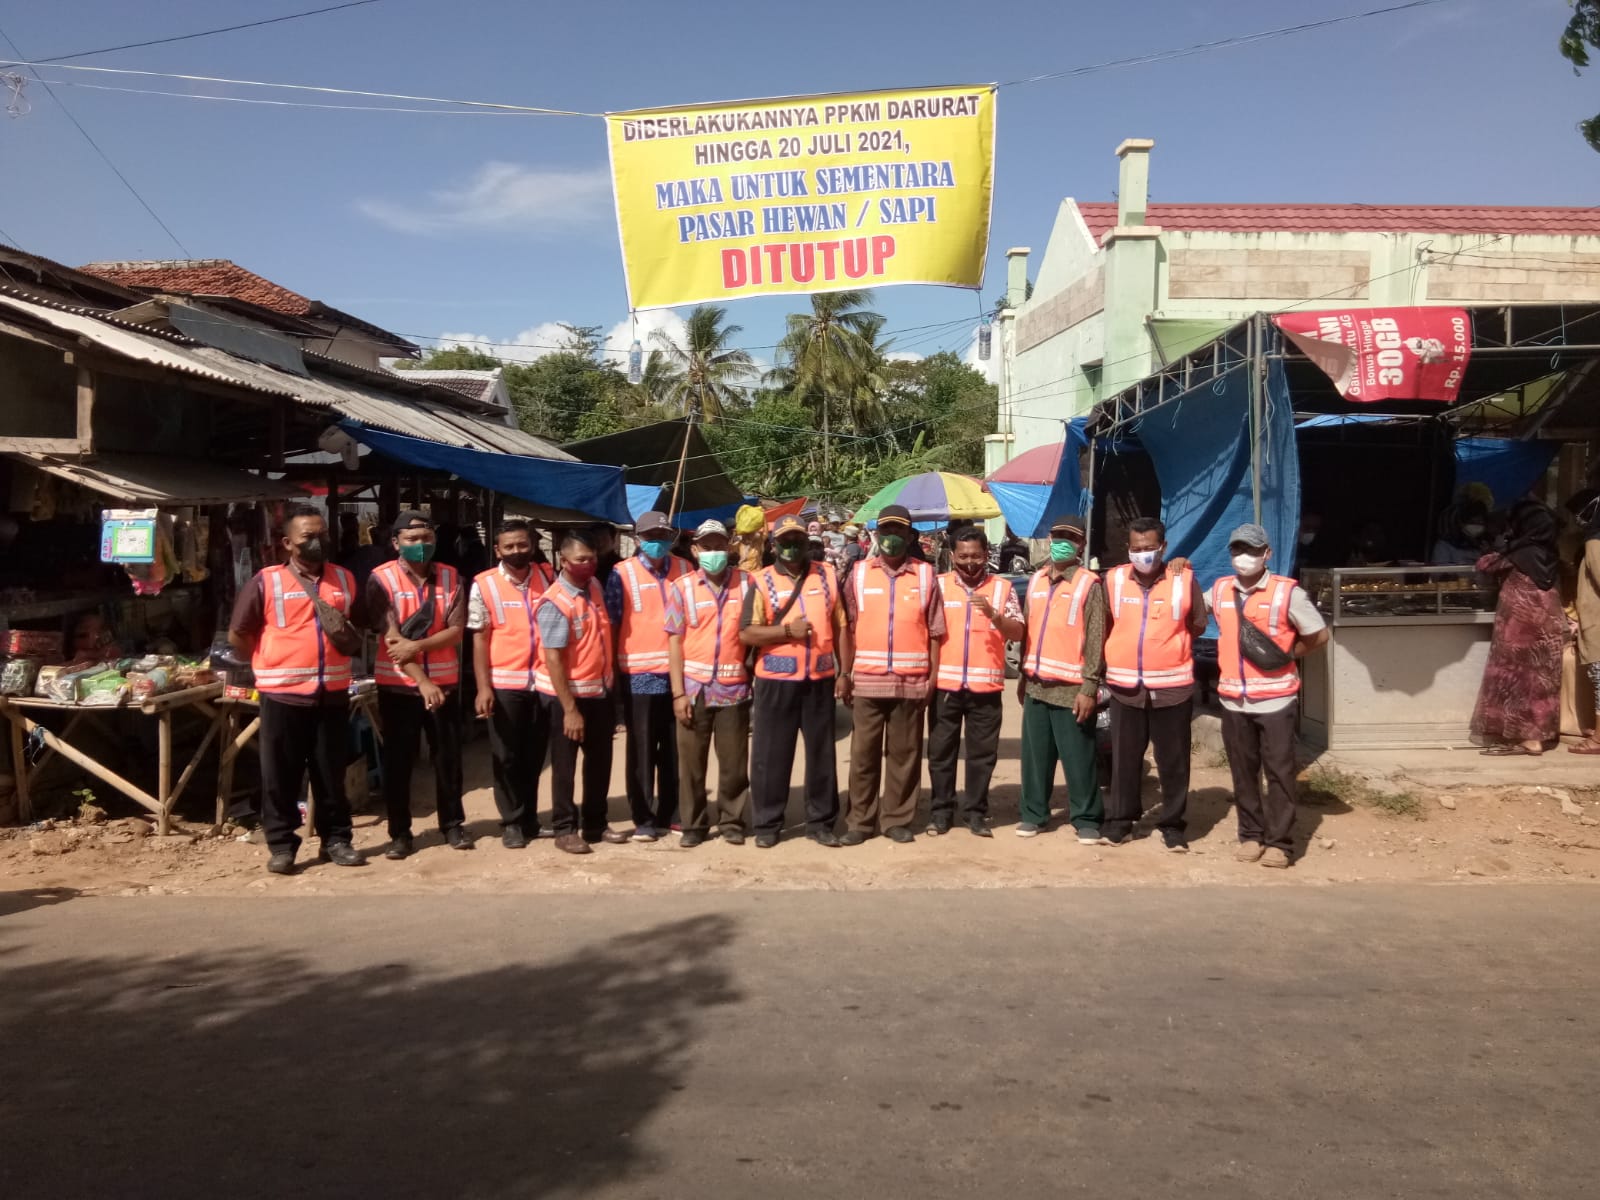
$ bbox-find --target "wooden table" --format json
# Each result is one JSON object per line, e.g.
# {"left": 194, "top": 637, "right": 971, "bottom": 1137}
{"left": 1, "top": 683, "right": 225, "bottom": 834}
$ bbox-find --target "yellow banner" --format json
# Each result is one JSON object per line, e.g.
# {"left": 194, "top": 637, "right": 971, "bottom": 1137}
{"left": 606, "top": 85, "right": 996, "bottom": 310}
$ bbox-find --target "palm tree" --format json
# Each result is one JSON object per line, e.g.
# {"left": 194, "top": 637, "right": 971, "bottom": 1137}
{"left": 765, "top": 289, "right": 880, "bottom": 475}
{"left": 649, "top": 305, "right": 753, "bottom": 423}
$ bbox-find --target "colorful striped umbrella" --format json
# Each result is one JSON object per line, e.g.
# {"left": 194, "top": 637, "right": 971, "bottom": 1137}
{"left": 854, "top": 471, "right": 1000, "bottom": 527}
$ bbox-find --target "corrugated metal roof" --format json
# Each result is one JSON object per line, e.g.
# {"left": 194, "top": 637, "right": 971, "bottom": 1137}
{"left": 10, "top": 451, "right": 305, "bottom": 505}
{"left": 1075, "top": 202, "right": 1600, "bottom": 245}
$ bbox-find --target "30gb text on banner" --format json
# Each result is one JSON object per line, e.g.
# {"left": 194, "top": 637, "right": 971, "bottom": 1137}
{"left": 606, "top": 85, "right": 996, "bottom": 310}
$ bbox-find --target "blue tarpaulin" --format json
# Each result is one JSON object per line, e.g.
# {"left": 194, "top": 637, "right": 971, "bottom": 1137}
{"left": 342, "top": 421, "right": 632, "bottom": 524}
{"left": 1454, "top": 437, "right": 1559, "bottom": 510}
{"left": 1135, "top": 360, "right": 1300, "bottom": 595}
{"left": 987, "top": 419, "right": 1104, "bottom": 537}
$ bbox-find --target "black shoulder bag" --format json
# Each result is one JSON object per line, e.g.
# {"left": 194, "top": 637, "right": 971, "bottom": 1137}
{"left": 1234, "top": 585, "right": 1295, "bottom": 672}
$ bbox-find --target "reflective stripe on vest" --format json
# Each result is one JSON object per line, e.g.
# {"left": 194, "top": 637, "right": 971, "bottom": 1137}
{"left": 374, "top": 562, "right": 461, "bottom": 688}
{"left": 851, "top": 558, "right": 934, "bottom": 676}
{"left": 1103, "top": 564, "right": 1195, "bottom": 689}
{"left": 617, "top": 554, "right": 689, "bottom": 674}
{"left": 753, "top": 563, "right": 838, "bottom": 681}
{"left": 251, "top": 564, "right": 356, "bottom": 696}
{"left": 679, "top": 569, "right": 751, "bottom": 684}
{"left": 1022, "top": 567, "right": 1097, "bottom": 686}
{"left": 1212, "top": 574, "right": 1301, "bottom": 700}
{"left": 475, "top": 565, "right": 549, "bottom": 692}
{"left": 533, "top": 580, "right": 614, "bottom": 698}
{"left": 936, "top": 573, "right": 1011, "bottom": 693}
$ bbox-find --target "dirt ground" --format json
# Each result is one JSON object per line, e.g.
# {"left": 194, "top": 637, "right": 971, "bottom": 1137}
{"left": 5, "top": 700, "right": 1600, "bottom": 896}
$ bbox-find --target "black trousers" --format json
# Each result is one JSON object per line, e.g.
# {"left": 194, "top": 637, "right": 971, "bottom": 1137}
{"left": 544, "top": 693, "right": 615, "bottom": 837}
{"left": 750, "top": 677, "right": 840, "bottom": 837}
{"left": 1105, "top": 695, "right": 1192, "bottom": 839}
{"left": 927, "top": 689, "right": 1004, "bottom": 820}
{"left": 258, "top": 695, "right": 352, "bottom": 856}
{"left": 379, "top": 687, "right": 465, "bottom": 840}
{"left": 1221, "top": 703, "right": 1300, "bottom": 852}
{"left": 489, "top": 688, "right": 550, "bottom": 834}
{"left": 623, "top": 681, "right": 679, "bottom": 829}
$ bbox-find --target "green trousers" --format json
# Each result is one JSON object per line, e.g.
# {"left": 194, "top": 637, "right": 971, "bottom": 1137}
{"left": 1019, "top": 694, "right": 1104, "bottom": 832}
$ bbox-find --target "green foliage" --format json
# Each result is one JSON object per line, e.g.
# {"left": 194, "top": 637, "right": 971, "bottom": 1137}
{"left": 1301, "top": 766, "right": 1423, "bottom": 819}
{"left": 1561, "top": 0, "right": 1600, "bottom": 150}
{"left": 396, "top": 345, "right": 501, "bottom": 371}
{"left": 649, "top": 305, "right": 756, "bottom": 422}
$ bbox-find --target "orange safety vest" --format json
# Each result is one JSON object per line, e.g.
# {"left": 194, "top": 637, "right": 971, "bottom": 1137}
{"left": 751, "top": 562, "right": 839, "bottom": 681}
{"left": 676, "top": 568, "right": 752, "bottom": 685}
{"left": 616, "top": 554, "right": 690, "bottom": 674}
{"left": 251, "top": 563, "right": 358, "bottom": 696}
{"left": 533, "top": 578, "right": 614, "bottom": 698}
{"left": 1103, "top": 564, "right": 1195, "bottom": 690}
{"left": 374, "top": 561, "right": 461, "bottom": 689}
{"left": 1212, "top": 574, "right": 1301, "bottom": 701}
{"left": 937, "top": 572, "right": 1014, "bottom": 693}
{"left": 473, "top": 564, "right": 553, "bottom": 692}
{"left": 851, "top": 558, "right": 936, "bottom": 678}
{"left": 1022, "top": 566, "right": 1099, "bottom": 686}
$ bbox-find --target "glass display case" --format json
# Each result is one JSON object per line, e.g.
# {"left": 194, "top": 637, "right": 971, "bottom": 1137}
{"left": 1301, "top": 565, "right": 1495, "bottom": 626}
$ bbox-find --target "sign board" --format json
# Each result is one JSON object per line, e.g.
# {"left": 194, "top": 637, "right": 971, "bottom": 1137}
{"left": 1273, "top": 307, "right": 1472, "bottom": 403}
{"left": 100, "top": 508, "right": 158, "bottom": 564}
{"left": 606, "top": 85, "right": 996, "bottom": 309}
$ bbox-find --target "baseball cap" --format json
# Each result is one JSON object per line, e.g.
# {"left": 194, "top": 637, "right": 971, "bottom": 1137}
{"left": 636, "top": 510, "right": 673, "bottom": 536}
{"left": 1050, "top": 515, "right": 1086, "bottom": 539}
{"left": 1228, "top": 522, "right": 1271, "bottom": 549}
{"left": 693, "top": 519, "right": 728, "bottom": 540}
{"left": 771, "top": 514, "right": 807, "bottom": 538}
{"left": 392, "top": 510, "right": 434, "bottom": 536}
{"left": 876, "top": 504, "right": 913, "bottom": 530}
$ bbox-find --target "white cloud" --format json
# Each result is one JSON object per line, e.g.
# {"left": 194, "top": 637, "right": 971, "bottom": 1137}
{"left": 603, "top": 309, "right": 688, "bottom": 368}
{"left": 429, "top": 321, "right": 573, "bottom": 364}
{"left": 358, "top": 162, "right": 612, "bottom": 235}
{"left": 886, "top": 350, "right": 923, "bottom": 363}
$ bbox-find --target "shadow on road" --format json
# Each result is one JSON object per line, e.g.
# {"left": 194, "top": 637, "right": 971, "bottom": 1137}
{"left": 0, "top": 887, "right": 80, "bottom": 918}
{"left": 0, "top": 912, "right": 740, "bottom": 1198}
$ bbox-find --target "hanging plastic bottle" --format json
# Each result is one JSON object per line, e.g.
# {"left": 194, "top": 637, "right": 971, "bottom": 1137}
{"left": 627, "top": 339, "right": 643, "bottom": 385}
{"left": 977, "top": 321, "right": 992, "bottom": 361}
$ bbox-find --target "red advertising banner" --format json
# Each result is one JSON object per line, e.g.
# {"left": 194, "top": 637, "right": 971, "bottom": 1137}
{"left": 1273, "top": 307, "right": 1471, "bottom": 403}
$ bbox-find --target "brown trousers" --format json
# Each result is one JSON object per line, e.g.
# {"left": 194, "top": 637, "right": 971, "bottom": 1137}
{"left": 847, "top": 696, "right": 925, "bottom": 834}
{"left": 676, "top": 695, "right": 752, "bottom": 833}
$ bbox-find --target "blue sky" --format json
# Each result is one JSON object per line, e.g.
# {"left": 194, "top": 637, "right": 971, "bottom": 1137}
{"left": 1, "top": 0, "right": 1596, "bottom": 375}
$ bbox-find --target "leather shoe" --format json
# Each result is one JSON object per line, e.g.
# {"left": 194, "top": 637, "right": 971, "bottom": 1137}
{"left": 555, "top": 833, "right": 592, "bottom": 855}
{"left": 840, "top": 830, "right": 868, "bottom": 847}
{"left": 267, "top": 852, "right": 296, "bottom": 875}
{"left": 680, "top": 830, "right": 706, "bottom": 848}
{"left": 319, "top": 841, "right": 364, "bottom": 867}
{"left": 446, "top": 826, "right": 475, "bottom": 851}
{"left": 966, "top": 818, "right": 994, "bottom": 839}
{"left": 927, "top": 818, "right": 952, "bottom": 836}
{"left": 593, "top": 828, "right": 629, "bottom": 845}
{"left": 887, "top": 826, "right": 915, "bottom": 844}
{"left": 501, "top": 827, "right": 529, "bottom": 850}
{"left": 384, "top": 836, "right": 413, "bottom": 861}
{"left": 808, "top": 829, "right": 842, "bottom": 848}
{"left": 721, "top": 828, "right": 746, "bottom": 846}
{"left": 755, "top": 833, "right": 779, "bottom": 849}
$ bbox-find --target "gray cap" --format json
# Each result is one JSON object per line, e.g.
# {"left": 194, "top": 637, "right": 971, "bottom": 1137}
{"left": 1227, "top": 522, "right": 1271, "bottom": 549}
{"left": 635, "top": 510, "right": 673, "bottom": 535}
{"left": 693, "top": 519, "right": 728, "bottom": 540}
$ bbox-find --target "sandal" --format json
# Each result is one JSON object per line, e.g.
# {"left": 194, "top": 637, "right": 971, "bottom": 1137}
{"left": 1570, "top": 741, "right": 1600, "bottom": 755}
{"left": 1481, "top": 744, "right": 1539, "bottom": 756}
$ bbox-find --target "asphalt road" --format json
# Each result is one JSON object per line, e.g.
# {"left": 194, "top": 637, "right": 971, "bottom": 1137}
{"left": 2, "top": 885, "right": 1596, "bottom": 1199}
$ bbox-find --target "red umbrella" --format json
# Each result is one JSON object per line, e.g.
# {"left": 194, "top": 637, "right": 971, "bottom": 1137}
{"left": 986, "top": 442, "right": 1067, "bottom": 486}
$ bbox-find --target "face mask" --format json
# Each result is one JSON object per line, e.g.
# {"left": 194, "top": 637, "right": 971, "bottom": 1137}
{"left": 1461, "top": 524, "right": 1485, "bottom": 539}
{"left": 640, "top": 538, "right": 672, "bottom": 560}
{"left": 399, "top": 542, "right": 435, "bottom": 566}
{"left": 500, "top": 552, "right": 531, "bottom": 571}
{"left": 878, "top": 534, "right": 907, "bottom": 556}
{"left": 1049, "top": 539, "right": 1077, "bottom": 563}
{"left": 1298, "top": 532, "right": 1317, "bottom": 547}
{"left": 1129, "top": 549, "right": 1160, "bottom": 572}
{"left": 565, "top": 561, "right": 597, "bottom": 585}
{"left": 777, "top": 541, "right": 807, "bottom": 563}
{"left": 1232, "top": 552, "right": 1266, "bottom": 576}
{"left": 955, "top": 562, "right": 986, "bottom": 584}
{"left": 697, "top": 549, "right": 729, "bottom": 574}
{"left": 295, "top": 536, "right": 326, "bottom": 565}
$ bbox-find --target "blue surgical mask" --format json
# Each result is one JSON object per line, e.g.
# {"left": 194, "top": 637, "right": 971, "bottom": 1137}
{"left": 640, "top": 538, "right": 672, "bottom": 560}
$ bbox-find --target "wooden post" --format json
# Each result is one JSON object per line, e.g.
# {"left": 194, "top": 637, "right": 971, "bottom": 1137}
{"left": 157, "top": 711, "right": 173, "bottom": 835}
{"left": 9, "top": 717, "right": 32, "bottom": 823}
{"left": 75, "top": 364, "right": 96, "bottom": 453}
{"left": 214, "top": 707, "right": 237, "bottom": 830}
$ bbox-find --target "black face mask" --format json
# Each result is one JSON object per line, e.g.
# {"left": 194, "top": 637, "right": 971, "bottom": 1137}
{"left": 295, "top": 536, "right": 326, "bottom": 565}
{"left": 955, "top": 562, "right": 986, "bottom": 584}
{"left": 501, "top": 552, "right": 531, "bottom": 571}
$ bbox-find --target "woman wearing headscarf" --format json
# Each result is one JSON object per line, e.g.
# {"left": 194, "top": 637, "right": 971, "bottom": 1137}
{"left": 1569, "top": 492, "right": 1600, "bottom": 754}
{"left": 1471, "top": 500, "right": 1567, "bottom": 755}
{"left": 1430, "top": 500, "right": 1490, "bottom": 567}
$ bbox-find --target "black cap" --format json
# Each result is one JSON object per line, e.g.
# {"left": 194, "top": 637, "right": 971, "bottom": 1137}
{"left": 392, "top": 510, "right": 434, "bottom": 537}
{"left": 876, "top": 504, "right": 913, "bottom": 530}
{"left": 1049, "top": 515, "right": 1086, "bottom": 539}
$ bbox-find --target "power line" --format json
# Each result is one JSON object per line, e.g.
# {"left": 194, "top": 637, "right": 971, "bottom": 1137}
{"left": 48, "top": 80, "right": 532, "bottom": 116}
{"left": 34, "top": 1, "right": 388, "bottom": 64}
{"left": 0, "top": 25, "right": 189, "bottom": 256}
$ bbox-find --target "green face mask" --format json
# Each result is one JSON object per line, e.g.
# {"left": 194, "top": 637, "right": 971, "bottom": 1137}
{"left": 776, "top": 540, "right": 807, "bottom": 563}
{"left": 1049, "top": 539, "right": 1077, "bottom": 563}
{"left": 878, "top": 534, "right": 907, "bottom": 556}
{"left": 697, "top": 549, "right": 729, "bottom": 574}
{"left": 399, "top": 541, "right": 436, "bottom": 566}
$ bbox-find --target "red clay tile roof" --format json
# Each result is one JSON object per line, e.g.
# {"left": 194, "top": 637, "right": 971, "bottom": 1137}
{"left": 1075, "top": 203, "right": 1600, "bottom": 245}
{"left": 80, "top": 258, "right": 314, "bottom": 315}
